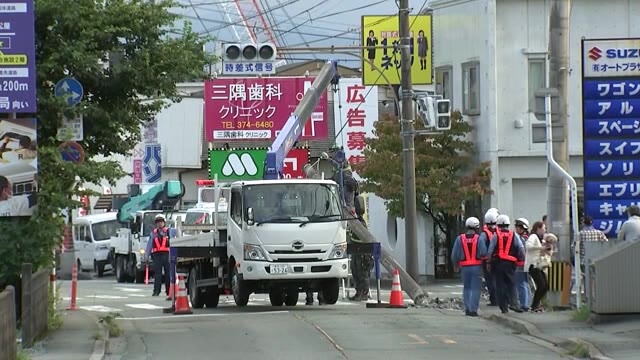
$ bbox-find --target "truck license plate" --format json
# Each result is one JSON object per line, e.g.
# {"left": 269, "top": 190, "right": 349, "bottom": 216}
{"left": 271, "top": 264, "right": 288, "bottom": 274}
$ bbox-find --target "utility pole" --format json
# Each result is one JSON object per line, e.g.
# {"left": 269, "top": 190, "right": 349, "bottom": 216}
{"left": 399, "top": 0, "right": 419, "bottom": 282}
{"left": 546, "top": 0, "right": 571, "bottom": 263}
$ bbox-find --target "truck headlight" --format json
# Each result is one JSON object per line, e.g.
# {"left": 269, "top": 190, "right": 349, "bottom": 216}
{"left": 244, "top": 244, "right": 267, "bottom": 261}
{"left": 139, "top": 249, "right": 145, "bottom": 255}
{"left": 329, "top": 243, "right": 347, "bottom": 259}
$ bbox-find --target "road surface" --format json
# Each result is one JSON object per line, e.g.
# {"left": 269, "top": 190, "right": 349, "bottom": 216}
{"left": 60, "top": 276, "right": 570, "bottom": 359}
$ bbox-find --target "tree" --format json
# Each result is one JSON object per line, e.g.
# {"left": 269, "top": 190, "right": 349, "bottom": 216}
{"left": 354, "top": 111, "right": 492, "bottom": 276}
{"left": 0, "top": 0, "right": 213, "bottom": 287}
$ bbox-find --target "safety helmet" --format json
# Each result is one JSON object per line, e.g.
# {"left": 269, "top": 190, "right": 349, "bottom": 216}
{"left": 515, "top": 218, "right": 529, "bottom": 230}
{"left": 486, "top": 208, "right": 499, "bottom": 215}
{"left": 484, "top": 212, "right": 498, "bottom": 224}
{"left": 465, "top": 217, "right": 480, "bottom": 229}
{"left": 155, "top": 214, "right": 166, "bottom": 222}
{"left": 496, "top": 214, "right": 510, "bottom": 226}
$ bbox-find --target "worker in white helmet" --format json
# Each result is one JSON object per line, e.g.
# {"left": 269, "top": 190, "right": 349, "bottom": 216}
{"left": 451, "top": 216, "right": 486, "bottom": 316}
{"left": 487, "top": 214, "right": 525, "bottom": 314}
{"left": 480, "top": 210, "right": 499, "bottom": 306}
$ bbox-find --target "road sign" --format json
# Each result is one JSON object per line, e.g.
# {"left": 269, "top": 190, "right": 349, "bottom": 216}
{"left": 55, "top": 78, "right": 84, "bottom": 107}
{"left": 0, "top": 0, "right": 37, "bottom": 113}
{"left": 59, "top": 141, "right": 85, "bottom": 163}
{"left": 57, "top": 115, "right": 84, "bottom": 141}
{"left": 142, "top": 144, "right": 162, "bottom": 183}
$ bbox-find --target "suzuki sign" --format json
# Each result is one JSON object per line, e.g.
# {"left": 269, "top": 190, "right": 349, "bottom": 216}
{"left": 583, "top": 38, "right": 640, "bottom": 77}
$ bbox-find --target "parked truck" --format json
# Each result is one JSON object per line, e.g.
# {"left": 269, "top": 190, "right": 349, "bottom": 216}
{"left": 109, "top": 181, "right": 185, "bottom": 283}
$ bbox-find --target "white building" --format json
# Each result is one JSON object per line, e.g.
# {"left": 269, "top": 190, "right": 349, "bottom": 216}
{"left": 431, "top": 0, "right": 640, "bottom": 223}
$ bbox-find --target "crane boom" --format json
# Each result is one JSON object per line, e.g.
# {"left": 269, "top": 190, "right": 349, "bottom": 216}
{"left": 264, "top": 60, "right": 339, "bottom": 180}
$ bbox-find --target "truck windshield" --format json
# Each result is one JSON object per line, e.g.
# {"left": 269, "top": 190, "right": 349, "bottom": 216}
{"left": 243, "top": 183, "right": 342, "bottom": 224}
{"left": 92, "top": 220, "right": 121, "bottom": 241}
{"left": 185, "top": 212, "right": 210, "bottom": 225}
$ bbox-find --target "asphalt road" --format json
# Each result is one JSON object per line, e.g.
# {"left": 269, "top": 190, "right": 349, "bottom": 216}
{"left": 63, "top": 274, "right": 570, "bottom": 360}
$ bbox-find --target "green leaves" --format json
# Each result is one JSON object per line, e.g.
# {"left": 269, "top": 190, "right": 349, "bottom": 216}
{"left": 355, "top": 110, "right": 492, "bottom": 226}
{"left": 0, "top": 0, "right": 213, "bottom": 284}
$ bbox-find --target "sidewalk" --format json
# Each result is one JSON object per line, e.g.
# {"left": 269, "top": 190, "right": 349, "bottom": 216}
{"left": 482, "top": 308, "right": 640, "bottom": 360}
{"left": 26, "top": 309, "right": 106, "bottom": 360}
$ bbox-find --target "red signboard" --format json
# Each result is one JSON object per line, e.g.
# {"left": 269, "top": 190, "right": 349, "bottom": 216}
{"left": 282, "top": 148, "right": 309, "bottom": 179}
{"left": 204, "top": 77, "right": 329, "bottom": 142}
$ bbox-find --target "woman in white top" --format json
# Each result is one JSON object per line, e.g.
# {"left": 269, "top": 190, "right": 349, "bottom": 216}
{"left": 525, "top": 221, "right": 550, "bottom": 312}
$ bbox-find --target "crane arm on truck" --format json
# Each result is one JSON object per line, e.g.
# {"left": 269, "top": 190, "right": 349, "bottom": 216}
{"left": 116, "top": 180, "right": 185, "bottom": 224}
{"left": 264, "top": 60, "right": 340, "bottom": 180}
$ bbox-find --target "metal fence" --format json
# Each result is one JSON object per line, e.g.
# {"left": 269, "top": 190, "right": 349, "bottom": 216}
{"left": 0, "top": 286, "right": 17, "bottom": 360}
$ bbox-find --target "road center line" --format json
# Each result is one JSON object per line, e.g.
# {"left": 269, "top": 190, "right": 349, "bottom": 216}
{"left": 117, "top": 310, "right": 290, "bottom": 321}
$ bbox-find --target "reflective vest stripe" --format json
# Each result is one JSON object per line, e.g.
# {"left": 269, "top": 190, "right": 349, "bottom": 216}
{"left": 497, "top": 230, "right": 517, "bottom": 262}
{"left": 151, "top": 227, "right": 170, "bottom": 253}
{"left": 459, "top": 233, "right": 482, "bottom": 266}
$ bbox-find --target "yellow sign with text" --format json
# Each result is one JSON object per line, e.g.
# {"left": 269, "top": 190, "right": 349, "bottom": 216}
{"left": 361, "top": 15, "right": 433, "bottom": 86}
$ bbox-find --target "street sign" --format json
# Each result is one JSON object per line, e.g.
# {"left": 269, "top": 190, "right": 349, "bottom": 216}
{"left": 0, "top": 0, "right": 37, "bottom": 113}
{"left": 59, "top": 141, "right": 85, "bottom": 163}
{"left": 55, "top": 78, "right": 84, "bottom": 107}
{"left": 209, "top": 147, "right": 308, "bottom": 181}
{"left": 142, "top": 144, "right": 162, "bottom": 183}
{"left": 57, "top": 115, "right": 84, "bottom": 141}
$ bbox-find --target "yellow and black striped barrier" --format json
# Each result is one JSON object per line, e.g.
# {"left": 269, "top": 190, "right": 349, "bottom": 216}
{"left": 547, "top": 261, "right": 572, "bottom": 307}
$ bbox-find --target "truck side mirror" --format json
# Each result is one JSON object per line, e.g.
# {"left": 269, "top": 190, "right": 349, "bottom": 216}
{"left": 131, "top": 221, "right": 140, "bottom": 234}
{"left": 354, "top": 195, "right": 365, "bottom": 217}
{"left": 247, "top": 207, "right": 255, "bottom": 225}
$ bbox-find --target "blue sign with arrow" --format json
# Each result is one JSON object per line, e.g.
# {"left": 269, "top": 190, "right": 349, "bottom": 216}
{"left": 142, "top": 144, "right": 162, "bottom": 183}
{"left": 54, "top": 78, "right": 84, "bottom": 107}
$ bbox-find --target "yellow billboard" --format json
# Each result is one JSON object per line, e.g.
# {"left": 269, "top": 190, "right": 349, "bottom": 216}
{"left": 361, "top": 14, "right": 433, "bottom": 86}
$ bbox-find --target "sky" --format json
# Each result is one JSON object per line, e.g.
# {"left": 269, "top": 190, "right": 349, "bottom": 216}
{"left": 172, "top": 0, "right": 432, "bottom": 69}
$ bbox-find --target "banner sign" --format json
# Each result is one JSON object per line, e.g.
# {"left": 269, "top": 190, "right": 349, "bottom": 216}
{"left": 0, "top": 118, "right": 37, "bottom": 217}
{"left": 582, "top": 38, "right": 640, "bottom": 237}
{"left": 204, "top": 77, "right": 328, "bottom": 141}
{"left": 209, "top": 147, "right": 309, "bottom": 181}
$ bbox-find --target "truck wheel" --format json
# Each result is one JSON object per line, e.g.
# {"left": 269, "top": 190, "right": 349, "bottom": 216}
{"left": 115, "top": 257, "right": 126, "bottom": 283}
{"left": 284, "top": 288, "right": 299, "bottom": 306}
{"left": 269, "top": 288, "right": 284, "bottom": 306}
{"left": 204, "top": 288, "right": 220, "bottom": 308}
{"left": 189, "top": 267, "right": 205, "bottom": 309}
{"left": 321, "top": 279, "right": 340, "bottom": 305}
{"left": 231, "top": 268, "right": 250, "bottom": 307}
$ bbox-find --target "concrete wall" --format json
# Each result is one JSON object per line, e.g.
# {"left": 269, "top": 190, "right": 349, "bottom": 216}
{"left": 0, "top": 286, "right": 17, "bottom": 360}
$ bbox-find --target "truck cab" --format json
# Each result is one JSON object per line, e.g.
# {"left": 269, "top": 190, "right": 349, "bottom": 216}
{"left": 227, "top": 179, "right": 349, "bottom": 306}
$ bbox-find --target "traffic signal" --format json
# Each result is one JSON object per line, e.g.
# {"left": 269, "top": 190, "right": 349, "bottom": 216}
{"left": 435, "top": 99, "right": 451, "bottom": 131}
{"left": 416, "top": 94, "right": 436, "bottom": 128}
{"left": 222, "top": 43, "right": 277, "bottom": 62}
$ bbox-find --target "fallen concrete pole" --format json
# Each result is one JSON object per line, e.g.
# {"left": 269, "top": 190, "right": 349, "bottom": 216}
{"left": 304, "top": 164, "right": 429, "bottom": 305}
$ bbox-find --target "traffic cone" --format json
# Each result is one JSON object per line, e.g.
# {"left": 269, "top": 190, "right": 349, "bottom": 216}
{"left": 388, "top": 268, "right": 407, "bottom": 308}
{"left": 173, "top": 273, "right": 193, "bottom": 315}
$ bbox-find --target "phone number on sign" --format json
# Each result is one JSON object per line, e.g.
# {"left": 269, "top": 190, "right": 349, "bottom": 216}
{"left": 223, "top": 120, "right": 275, "bottom": 129}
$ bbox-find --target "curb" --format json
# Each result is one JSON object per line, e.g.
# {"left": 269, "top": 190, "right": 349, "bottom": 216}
{"left": 482, "top": 313, "right": 612, "bottom": 360}
{"left": 89, "top": 317, "right": 109, "bottom": 360}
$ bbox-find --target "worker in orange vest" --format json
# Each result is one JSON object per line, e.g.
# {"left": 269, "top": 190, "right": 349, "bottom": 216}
{"left": 488, "top": 215, "right": 525, "bottom": 314}
{"left": 146, "top": 214, "right": 173, "bottom": 297}
{"left": 480, "top": 209, "right": 499, "bottom": 306}
{"left": 451, "top": 217, "right": 487, "bottom": 317}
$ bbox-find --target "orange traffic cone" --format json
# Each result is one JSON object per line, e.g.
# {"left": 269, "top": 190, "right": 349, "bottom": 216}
{"left": 388, "top": 268, "right": 407, "bottom": 308}
{"left": 173, "top": 273, "right": 193, "bottom": 315}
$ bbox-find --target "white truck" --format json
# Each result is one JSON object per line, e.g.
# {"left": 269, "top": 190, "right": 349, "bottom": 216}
{"left": 109, "top": 181, "right": 186, "bottom": 283}
{"left": 172, "top": 178, "right": 349, "bottom": 308}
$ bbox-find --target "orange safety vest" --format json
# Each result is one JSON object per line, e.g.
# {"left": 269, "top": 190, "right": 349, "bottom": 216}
{"left": 495, "top": 229, "right": 517, "bottom": 262}
{"left": 458, "top": 233, "right": 482, "bottom": 267}
{"left": 151, "top": 227, "right": 170, "bottom": 253}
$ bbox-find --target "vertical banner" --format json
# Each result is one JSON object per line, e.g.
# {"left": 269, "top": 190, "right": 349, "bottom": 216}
{"left": 333, "top": 78, "right": 378, "bottom": 176}
{"left": 0, "top": 0, "right": 37, "bottom": 113}
{"left": 132, "top": 118, "right": 160, "bottom": 184}
{"left": 582, "top": 38, "right": 640, "bottom": 238}
{"left": 361, "top": 14, "right": 432, "bottom": 86}
{"left": 0, "top": 118, "right": 37, "bottom": 217}
{"left": 203, "top": 77, "right": 328, "bottom": 141}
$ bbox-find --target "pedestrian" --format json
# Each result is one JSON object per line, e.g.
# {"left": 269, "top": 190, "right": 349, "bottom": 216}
{"left": 525, "top": 221, "right": 550, "bottom": 312}
{"left": 480, "top": 209, "right": 499, "bottom": 306}
{"left": 617, "top": 205, "right": 640, "bottom": 242}
{"left": 451, "top": 216, "right": 486, "bottom": 317}
{"left": 348, "top": 192, "right": 373, "bottom": 302}
{"left": 572, "top": 215, "right": 607, "bottom": 295}
{"left": 514, "top": 218, "right": 530, "bottom": 312}
{"left": 145, "top": 214, "right": 172, "bottom": 297}
{"left": 487, "top": 214, "right": 525, "bottom": 314}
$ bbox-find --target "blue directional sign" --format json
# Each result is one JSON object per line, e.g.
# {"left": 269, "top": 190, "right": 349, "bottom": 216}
{"left": 54, "top": 78, "right": 84, "bottom": 107}
{"left": 582, "top": 38, "right": 640, "bottom": 237}
{"left": 142, "top": 144, "right": 162, "bottom": 183}
{"left": 0, "top": 0, "right": 37, "bottom": 113}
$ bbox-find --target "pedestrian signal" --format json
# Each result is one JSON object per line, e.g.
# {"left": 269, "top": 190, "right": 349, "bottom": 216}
{"left": 435, "top": 99, "right": 451, "bottom": 131}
